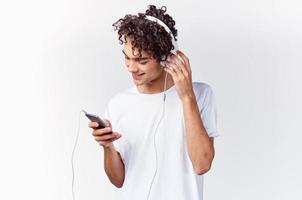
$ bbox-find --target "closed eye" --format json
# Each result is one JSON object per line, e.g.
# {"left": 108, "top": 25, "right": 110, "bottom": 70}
{"left": 125, "top": 57, "right": 148, "bottom": 65}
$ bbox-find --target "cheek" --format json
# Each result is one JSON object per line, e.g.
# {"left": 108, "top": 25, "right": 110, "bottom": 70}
{"left": 140, "top": 62, "right": 160, "bottom": 72}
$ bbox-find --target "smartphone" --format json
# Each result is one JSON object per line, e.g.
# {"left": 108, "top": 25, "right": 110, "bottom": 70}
{"left": 82, "top": 110, "right": 107, "bottom": 129}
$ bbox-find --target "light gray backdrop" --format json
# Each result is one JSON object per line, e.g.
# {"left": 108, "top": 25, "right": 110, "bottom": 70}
{"left": 0, "top": 0, "right": 301, "bottom": 200}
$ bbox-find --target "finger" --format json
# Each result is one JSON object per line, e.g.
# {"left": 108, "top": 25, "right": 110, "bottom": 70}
{"left": 173, "top": 51, "right": 185, "bottom": 64}
{"left": 92, "top": 127, "right": 112, "bottom": 136}
{"left": 95, "top": 132, "right": 121, "bottom": 141}
{"left": 166, "top": 62, "right": 184, "bottom": 79}
{"left": 169, "top": 54, "right": 189, "bottom": 77}
{"left": 88, "top": 122, "right": 99, "bottom": 128}
{"left": 176, "top": 50, "right": 191, "bottom": 73}
{"left": 170, "top": 53, "right": 185, "bottom": 67}
{"left": 98, "top": 134, "right": 122, "bottom": 146}
{"left": 103, "top": 119, "right": 111, "bottom": 127}
{"left": 163, "top": 65, "right": 177, "bottom": 80}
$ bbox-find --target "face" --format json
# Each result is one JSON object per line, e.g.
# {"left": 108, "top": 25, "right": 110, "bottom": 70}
{"left": 123, "top": 36, "right": 164, "bottom": 86}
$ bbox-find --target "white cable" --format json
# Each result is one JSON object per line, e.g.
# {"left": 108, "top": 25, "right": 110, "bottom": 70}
{"left": 71, "top": 72, "right": 168, "bottom": 200}
{"left": 146, "top": 71, "right": 168, "bottom": 200}
{"left": 72, "top": 16, "right": 172, "bottom": 200}
{"left": 71, "top": 110, "right": 85, "bottom": 200}
{"left": 144, "top": 14, "right": 177, "bottom": 200}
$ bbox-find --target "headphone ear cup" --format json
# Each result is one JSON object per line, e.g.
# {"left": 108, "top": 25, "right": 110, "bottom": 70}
{"left": 160, "top": 55, "right": 167, "bottom": 67}
{"left": 160, "top": 61, "right": 165, "bottom": 67}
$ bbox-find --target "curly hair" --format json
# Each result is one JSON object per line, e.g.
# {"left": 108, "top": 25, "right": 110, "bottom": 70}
{"left": 112, "top": 5, "right": 178, "bottom": 63}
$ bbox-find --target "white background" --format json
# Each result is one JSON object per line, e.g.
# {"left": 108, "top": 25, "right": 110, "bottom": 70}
{"left": 0, "top": 0, "right": 301, "bottom": 200}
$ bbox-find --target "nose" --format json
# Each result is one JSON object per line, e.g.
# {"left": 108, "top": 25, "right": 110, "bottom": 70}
{"left": 127, "top": 60, "right": 139, "bottom": 73}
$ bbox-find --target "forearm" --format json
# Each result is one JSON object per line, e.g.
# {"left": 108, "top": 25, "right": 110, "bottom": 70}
{"left": 103, "top": 144, "right": 125, "bottom": 188}
{"left": 182, "top": 96, "right": 214, "bottom": 175}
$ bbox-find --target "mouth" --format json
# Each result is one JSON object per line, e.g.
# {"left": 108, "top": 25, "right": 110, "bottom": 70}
{"left": 132, "top": 73, "right": 145, "bottom": 80}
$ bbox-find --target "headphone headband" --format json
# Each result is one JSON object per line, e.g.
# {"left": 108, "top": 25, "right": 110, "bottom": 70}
{"left": 144, "top": 15, "right": 176, "bottom": 40}
{"left": 144, "top": 15, "right": 178, "bottom": 53}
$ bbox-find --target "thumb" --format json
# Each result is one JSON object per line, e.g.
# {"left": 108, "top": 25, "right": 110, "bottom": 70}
{"left": 103, "top": 119, "right": 111, "bottom": 128}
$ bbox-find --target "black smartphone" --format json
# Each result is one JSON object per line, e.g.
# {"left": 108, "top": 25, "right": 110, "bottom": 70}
{"left": 82, "top": 110, "right": 107, "bottom": 129}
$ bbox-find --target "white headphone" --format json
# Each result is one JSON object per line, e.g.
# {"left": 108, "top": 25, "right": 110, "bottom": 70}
{"left": 144, "top": 15, "right": 179, "bottom": 67}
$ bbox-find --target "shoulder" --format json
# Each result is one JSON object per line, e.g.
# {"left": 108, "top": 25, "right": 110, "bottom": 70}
{"left": 192, "top": 81, "right": 216, "bottom": 108}
{"left": 192, "top": 81, "right": 214, "bottom": 98}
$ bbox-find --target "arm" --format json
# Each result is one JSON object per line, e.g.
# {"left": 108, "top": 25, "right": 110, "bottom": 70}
{"left": 162, "top": 50, "right": 216, "bottom": 175}
{"left": 103, "top": 144, "right": 125, "bottom": 188}
{"left": 182, "top": 96, "right": 215, "bottom": 175}
{"left": 89, "top": 121, "right": 125, "bottom": 188}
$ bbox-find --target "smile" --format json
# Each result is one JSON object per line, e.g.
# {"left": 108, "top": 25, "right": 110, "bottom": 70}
{"left": 132, "top": 73, "right": 145, "bottom": 80}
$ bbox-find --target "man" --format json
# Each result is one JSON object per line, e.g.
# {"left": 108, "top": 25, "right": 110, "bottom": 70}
{"left": 89, "top": 5, "right": 219, "bottom": 200}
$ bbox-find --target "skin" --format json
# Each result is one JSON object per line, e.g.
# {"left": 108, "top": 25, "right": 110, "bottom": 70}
{"left": 88, "top": 36, "right": 216, "bottom": 188}
{"left": 122, "top": 36, "right": 175, "bottom": 93}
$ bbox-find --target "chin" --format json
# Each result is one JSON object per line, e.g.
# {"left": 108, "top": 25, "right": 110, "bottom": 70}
{"left": 133, "top": 75, "right": 155, "bottom": 86}
{"left": 133, "top": 79, "right": 144, "bottom": 85}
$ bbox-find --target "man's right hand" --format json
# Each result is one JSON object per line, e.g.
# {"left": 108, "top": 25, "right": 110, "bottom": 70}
{"left": 88, "top": 119, "right": 122, "bottom": 148}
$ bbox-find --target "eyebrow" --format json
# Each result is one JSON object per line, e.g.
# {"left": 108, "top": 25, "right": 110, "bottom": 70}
{"left": 122, "top": 50, "right": 151, "bottom": 61}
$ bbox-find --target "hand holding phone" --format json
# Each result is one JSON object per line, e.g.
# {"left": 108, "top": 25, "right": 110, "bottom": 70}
{"left": 83, "top": 110, "right": 107, "bottom": 129}
{"left": 83, "top": 110, "right": 122, "bottom": 147}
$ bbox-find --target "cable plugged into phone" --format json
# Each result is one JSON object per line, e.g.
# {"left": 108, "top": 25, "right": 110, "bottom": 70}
{"left": 71, "top": 109, "right": 108, "bottom": 200}
{"left": 71, "top": 110, "right": 84, "bottom": 200}
{"left": 72, "top": 15, "right": 183, "bottom": 200}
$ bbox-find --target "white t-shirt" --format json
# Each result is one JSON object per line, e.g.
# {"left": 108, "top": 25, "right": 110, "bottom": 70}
{"left": 103, "top": 81, "right": 219, "bottom": 200}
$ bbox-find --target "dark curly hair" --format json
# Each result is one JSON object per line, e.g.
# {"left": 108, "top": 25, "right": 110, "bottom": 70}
{"left": 112, "top": 5, "right": 178, "bottom": 63}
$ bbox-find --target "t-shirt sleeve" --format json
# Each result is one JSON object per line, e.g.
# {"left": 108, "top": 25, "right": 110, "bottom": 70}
{"left": 199, "top": 85, "right": 219, "bottom": 138}
{"left": 103, "top": 105, "right": 126, "bottom": 163}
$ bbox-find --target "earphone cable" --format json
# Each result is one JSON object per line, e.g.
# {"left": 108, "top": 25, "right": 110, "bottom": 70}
{"left": 146, "top": 71, "right": 168, "bottom": 200}
{"left": 71, "top": 110, "right": 85, "bottom": 200}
